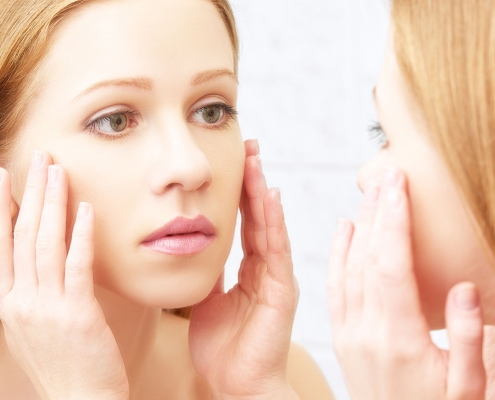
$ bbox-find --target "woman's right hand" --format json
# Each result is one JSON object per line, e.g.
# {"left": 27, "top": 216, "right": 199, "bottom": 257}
{"left": 327, "top": 168, "right": 486, "bottom": 399}
{"left": 0, "top": 151, "right": 128, "bottom": 400}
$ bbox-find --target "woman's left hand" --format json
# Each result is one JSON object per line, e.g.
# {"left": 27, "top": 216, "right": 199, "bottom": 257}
{"left": 189, "top": 140, "right": 299, "bottom": 400}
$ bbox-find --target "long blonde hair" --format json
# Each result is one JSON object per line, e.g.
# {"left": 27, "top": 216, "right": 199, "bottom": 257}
{"left": 392, "top": 0, "right": 495, "bottom": 258}
{"left": 0, "top": 0, "right": 239, "bottom": 317}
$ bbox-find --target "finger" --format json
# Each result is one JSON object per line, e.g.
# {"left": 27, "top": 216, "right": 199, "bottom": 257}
{"left": 327, "top": 218, "right": 354, "bottom": 330}
{"left": 36, "top": 165, "right": 67, "bottom": 297}
{"left": 13, "top": 151, "right": 51, "bottom": 291}
{"left": 264, "top": 188, "right": 294, "bottom": 287}
{"left": 243, "top": 154, "right": 268, "bottom": 257}
{"left": 344, "top": 181, "right": 380, "bottom": 326}
{"left": 240, "top": 187, "right": 254, "bottom": 256}
{"left": 65, "top": 203, "right": 95, "bottom": 301}
{"left": 244, "top": 139, "right": 260, "bottom": 158}
{"left": 239, "top": 139, "right": 261, "bottom": 256}
{"left": 446, "top": 283, "right": 486, "bottom": 399}
{"left": 374, "top": 170, "right": 426, "bottom": 333}
{"left": 0, "top": 169, "right": 14, "bottom": 298}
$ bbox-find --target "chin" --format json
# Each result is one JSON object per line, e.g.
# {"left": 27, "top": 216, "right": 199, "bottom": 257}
{"left": 97, "top": 271, "right": 221, "bottom": 310}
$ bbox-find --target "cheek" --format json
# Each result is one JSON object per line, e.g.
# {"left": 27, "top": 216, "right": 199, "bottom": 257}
{"left": 207, "top": 132, "right": 245, "bottom": 206}
{"left": 405, "top": 161, "right": 488, "bottom": 327}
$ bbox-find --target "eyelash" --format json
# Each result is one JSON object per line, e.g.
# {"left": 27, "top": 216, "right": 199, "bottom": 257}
{"left": 194, "top": 103, "right": 238, "bottom": 130}
{"left": 85, "top": 109, "right": 138, "bottom": 140}
{"left": 84, "top": 103, "right": 238, "bottom": 140}
{"left": 368, "top": 120, "right": 388, "bottom": 147}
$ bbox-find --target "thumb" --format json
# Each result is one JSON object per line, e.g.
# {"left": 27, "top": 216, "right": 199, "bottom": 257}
{"left": 446, "top": 282, "right": 486, "bottom": 399}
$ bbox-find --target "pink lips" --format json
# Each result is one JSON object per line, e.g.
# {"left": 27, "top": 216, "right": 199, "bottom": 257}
{"left": 141, "top": 215, "right": 216, "bottom": 256}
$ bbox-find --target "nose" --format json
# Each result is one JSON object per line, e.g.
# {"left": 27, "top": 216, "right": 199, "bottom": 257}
{"left": 147, "top": 120, "right": 213, "bottom": 194}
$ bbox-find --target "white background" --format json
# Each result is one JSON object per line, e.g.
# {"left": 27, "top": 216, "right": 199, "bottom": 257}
{"left": 222, "top": 1, "right": 390, "bottom": 399}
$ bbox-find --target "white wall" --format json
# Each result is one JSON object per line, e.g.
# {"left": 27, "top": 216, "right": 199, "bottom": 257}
{"left": 223, "top": 1, "right": 390, "bottom": 399}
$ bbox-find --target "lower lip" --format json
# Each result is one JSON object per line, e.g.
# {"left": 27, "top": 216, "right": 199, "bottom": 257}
{"left": 142, "top": 233, "right": 215, "bottom": 256}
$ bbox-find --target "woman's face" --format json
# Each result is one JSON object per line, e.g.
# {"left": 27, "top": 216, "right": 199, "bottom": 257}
{"left": 10, "top": 0, "right": 245, "bottom": 308}
{"left": 358, "top": 31, "right": 495, "bottom": 329}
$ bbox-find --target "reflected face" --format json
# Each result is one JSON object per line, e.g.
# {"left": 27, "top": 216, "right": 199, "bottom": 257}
{"left": 358, "top": 31, "right": 495, "bottom": 328}
{"left": 10, "top": 0, "right": 245, "bottom": 308}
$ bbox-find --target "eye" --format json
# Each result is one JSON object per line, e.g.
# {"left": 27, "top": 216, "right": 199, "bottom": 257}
{"left": 85, "top": 110, "right": 138, "bottom": 138}
{"left": 201, "top": 106, "right": 222, "bottom": 123}
{"left": 191, "top": 103, "right": 238, "bottom": 129}
{"left": 368, "top": 120, "right": 389, "bottom": 148}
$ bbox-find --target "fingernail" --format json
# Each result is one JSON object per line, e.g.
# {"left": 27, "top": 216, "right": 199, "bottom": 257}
{"left": 254, "top": 139, "right": 260, "bottom": 155}
{"left": 48, "top": 165, "right": 59, "bottom": 184}
{"left": 256, "top": 155, "right": 263, "bottom": 172}
{"left": 30, "top": 150, "right": 43, "bottom": 170}
{"left": 383, "top": 167, "right": 399, "bottom": 187}
{"left": 77, "top": 202, "right": 90, "bottom": 218}
{"left": 364, "top": 181, "right": 379, "bottom": 203}
{"left": 274, "top": 187, "right": 281, "bottom": 202}
{"left": 455, "top": 284, "right": 479, "bottom": 310}
{"left": 336, "top": 219, "right": 349, "bottom": 235}
{"left": 386, "top": 187, "right": 401, "bottom": 207}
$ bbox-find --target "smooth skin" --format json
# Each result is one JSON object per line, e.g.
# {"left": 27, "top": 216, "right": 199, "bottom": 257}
{"left": 327, "top": 29, "right": 494, "bottom": 399}
{"left": 0, "top": 141, "right": 334, "bottom": 400}
{"left": 0, "top": 0, "right": 334, "bottom": 398}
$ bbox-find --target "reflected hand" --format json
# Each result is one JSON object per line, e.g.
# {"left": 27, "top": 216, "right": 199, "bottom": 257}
{"left": 0, "top": 152, "right": 128, "bottom": 400}
{"left": 189, "top": 140, "right": 299, "bottom": 400}
{"left": 328, "top": 168, "right": 486, "bottom": 399}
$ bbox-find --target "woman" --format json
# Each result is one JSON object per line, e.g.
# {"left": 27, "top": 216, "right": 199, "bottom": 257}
{"left": 328, "top": 0, "right": 495, "bottom": 398}
{"left": 0, "top": 0, "right": 333, "bottom": 398}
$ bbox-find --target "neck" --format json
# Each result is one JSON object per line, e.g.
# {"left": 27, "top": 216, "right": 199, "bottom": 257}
{"left": 94, "top": 286, "right": 162, "bottom": 395}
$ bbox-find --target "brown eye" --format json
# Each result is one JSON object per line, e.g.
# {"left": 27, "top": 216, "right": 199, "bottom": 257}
{"left": 110, "top": 113, "right": 128, "bottom": 132}
{"left": 202, "top": 106, "right": 222, "bottom": 124}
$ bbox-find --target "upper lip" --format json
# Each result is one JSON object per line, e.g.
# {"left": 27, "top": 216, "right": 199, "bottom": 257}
{"left": 142, "top": 215, "right": 216, "bottom": 243}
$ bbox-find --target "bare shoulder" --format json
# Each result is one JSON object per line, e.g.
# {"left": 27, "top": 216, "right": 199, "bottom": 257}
{"left": 287, "top": 342, "right": 336, "bottom": 400}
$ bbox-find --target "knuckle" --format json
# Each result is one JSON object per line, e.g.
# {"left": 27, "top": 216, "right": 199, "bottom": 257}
{"left": 66, "top": 256, "right": 86, "bottom": 273}
{"left": 357, "top": 332, "right": 378, "bottom": 357}
{"left": 35, "top": 236, "right": 56, "bottom": 255}
{"left": 24, "top": 173, "right": 40, "bottom": 191}
{"left": 383, "top": 339, "right": 420, "bottom": 365}
{"left": 453, "top": 322, "right": 483, "bottom": 344}
{"left": 8, "top": 300, "right": 35, "bottom": 323}
{"left": 376, "top": 264, "right": 409, "bottom": 286}
{"left": 13, "top": 224, "right": 30, "bottom": 243}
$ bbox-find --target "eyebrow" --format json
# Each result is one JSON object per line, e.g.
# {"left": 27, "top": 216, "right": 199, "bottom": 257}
{"left": 73, "top": 69, "right": 237, "bottom": 101}
{"left": 74, "top": 77, "right": 153, "bottom": 100}
{"left": 191, "top": 69, "right": 238, "bottom": 85}
{"left": 372, "top": 86, "right": 377, "bottom": 103}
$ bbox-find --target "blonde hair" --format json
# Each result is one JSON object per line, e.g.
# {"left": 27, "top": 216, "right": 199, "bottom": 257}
{"left": 0, "top": 0, "right": 239, "bottom": 164}
{"left": 392, "top": 0, "right": 495, "bottom": 258}
{"left": 0, "top": 0, "right": 239, "bottom": 317}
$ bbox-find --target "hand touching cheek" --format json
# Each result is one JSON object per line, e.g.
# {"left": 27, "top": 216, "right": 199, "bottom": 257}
{"left": 328, "top": 169, "right": 486, "bottom": 400}
{"left": 0, "top": 151, "right": 128, "bottom": 400}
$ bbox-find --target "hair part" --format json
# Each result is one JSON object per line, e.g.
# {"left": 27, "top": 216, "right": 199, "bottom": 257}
{"left": 392, "top": 0, "right": 495, "bottom": 260}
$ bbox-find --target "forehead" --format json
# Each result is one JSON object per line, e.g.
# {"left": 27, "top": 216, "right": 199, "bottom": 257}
{"left": 38, "top": 0, "right": 234, "bottom": 98}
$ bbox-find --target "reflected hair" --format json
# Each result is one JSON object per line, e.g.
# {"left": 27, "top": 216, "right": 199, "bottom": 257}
{"left": 392, "top": 0, "right": 495, "bottom": 261}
